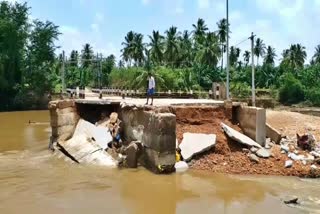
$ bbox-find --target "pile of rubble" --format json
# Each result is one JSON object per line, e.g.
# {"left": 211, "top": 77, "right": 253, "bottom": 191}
{"left": 52, "top": 112, "right": 143, "bottom": 169}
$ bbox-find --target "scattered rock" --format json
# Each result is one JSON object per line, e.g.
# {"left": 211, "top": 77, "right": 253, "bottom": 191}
{"left": 242, "top": 148, "right": 250, "bottom": 153}
{"left": 265, "top": 144, "right": 271, "bottom": 149}
{"left": 221, "top": 123, "right": 262, "bottom": 148}
{"left": 248, "top": 154, "right": 260, "bottom": 163}
{"left": 250, "top": 147, "right": 258, "bottom": 153}
{"left": 284, "top": 197, "right": 299, "bottom": 205}
{"left": 294, "top": 150, "right": 299, "bottom": 155}
{"left": 315, "top": 158, "right": 320, "bottom": 165}
{"left": 179, "top": 133, "right": 216, "bottom": 161}
{"left": 288, "top": 153, "right": 303, "bottom": 161}
{"left": 175, "top": 161, "right": 189, "bottom": 172}
{"left": 310, "top": 151, "right": 320, "bottom": 158}
{"left": 302, "top": 154, "right": 315, "bottom": 163}
{"left": 285, "top": 160, "right": 293, "bottom": 168}
{"left": 302, "top": 160, "right": 307, "bottom": 165}
{"left": 281, "top": 150, "right": 286, "bottom": 154}
{"left": 281, "top": 145, "right": 290, "bottom": 153}
{"left": 311, "top": 164, "right": 318, "bottom": 170}
{"left": 256, "top": 148, "right": 271, "bottom": 158}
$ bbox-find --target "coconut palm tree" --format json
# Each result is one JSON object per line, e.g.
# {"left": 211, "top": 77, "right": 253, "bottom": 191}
{"left": 179, "top": 30, "right": 193, "bottom": 67}
{"left": 254, "top": 38, "right": 266, "bottom": 65}
{"left": 196, "top": 32, "right": 220, "bottom": 67}
{"left": 312, "top": 45, "right": 320, "bottom": 64}
{"left": 243, "top": 50, "right": 250, "bottom": 66}
{"left": 69, "top": 50, "right": 79, "bottom": 67}
{"left": 164, "top": 26, "right": 180, "bottom": 67}
{"left": 281, "top": 44, "right": 307, "bottom": 71}
{"left": 81, "top": 43, "right": 94, "bottom": 68}
{"left": 148, "top": 30, "right": 164, "bottom": 65}
{"left": 229, "top": 46, "right": 240, "bottom": 67}
{"left": 121, "top": 31, "right": 135, "bottom": 66}
{"left": 264, "top": 46, "right": 277, "bottom": 65}
{"left": 192, "top": 18, "right": 208, "bottom": 45}
{"left": 216, "top": 18, "right": 228, "bottom": 73}
{"left": 131, "top": 33, "right": 145, "bottom": 66}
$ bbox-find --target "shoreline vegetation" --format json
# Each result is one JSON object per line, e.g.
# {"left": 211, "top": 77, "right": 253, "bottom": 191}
{"left": 1, "top": 0, "right": 320, "bottom": 112}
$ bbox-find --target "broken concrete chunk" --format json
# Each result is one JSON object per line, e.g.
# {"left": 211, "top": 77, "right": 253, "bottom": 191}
{"left": 125, "top": 142, "right": 139, "bottom": 168}
{"left": 310, "top": 151, "right": 320, "bottom": 158}
{"left": 281, "top": 145, "right": 290, "bottom": 153}
{"left": 311, "top": 164, "right": 318, "bottom": 170}
{"left": 175, "top": 161, "right": 189, "bottom": 172}
{"left": 248, "top": 154, "right": 259, "bottom": 163}
{"left": 250, "top": 147, "right": 258, "bottom": 153}
{"left": 285, "top": 160, "right": 293, "bottom": 168}
{"left": 256, "top": 148, "right": 271, "bottom": 158}
{"left": 74, "top": 119, "right": 112, "bottom": 150}
{"left": 56, "top": 134, "right": 118, "bottom": 167}
{"left": 179, "top": 133, "right": 216, "bottom": 162}
{"left": 221, "top": 123, "right": 262, "bottom": 149}
{"left": 266, "top": 123, "right": 282, "bottom": 144}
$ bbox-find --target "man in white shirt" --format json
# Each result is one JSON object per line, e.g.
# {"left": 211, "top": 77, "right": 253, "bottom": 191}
{"left": 146, "top": 73, "right": 155, "bottom": 105}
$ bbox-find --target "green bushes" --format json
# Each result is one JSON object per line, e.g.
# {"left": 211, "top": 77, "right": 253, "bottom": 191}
{"left": 279, "top": 73, "right": 304, "bottom": 104}
{"left": 305, "top": 88, "right": 320, "bottom": 106}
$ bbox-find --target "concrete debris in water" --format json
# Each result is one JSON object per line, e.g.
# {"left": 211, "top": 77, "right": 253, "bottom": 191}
{"left": 221, "top": 123, "right": 262, "bottom": 149}
{"left": 74, "top": 119, "right": 112, "bottom": 150}
{"left": 54, "top": 134, "right": 118, "bottom": 167}
{"left": 179, "top": 133, "right": 216, "bottom": 162}
{"left": 175, "top": 161, "right": 189, "bottom": 172}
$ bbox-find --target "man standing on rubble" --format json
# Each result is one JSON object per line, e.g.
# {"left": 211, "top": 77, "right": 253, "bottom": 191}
{"left": 146, "top": 72, "right": 155, "bottom": 106}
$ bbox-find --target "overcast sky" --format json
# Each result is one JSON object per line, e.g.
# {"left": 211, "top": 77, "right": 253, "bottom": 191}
{"left": 9, "top": 0, "right": 320, "bottom": 63}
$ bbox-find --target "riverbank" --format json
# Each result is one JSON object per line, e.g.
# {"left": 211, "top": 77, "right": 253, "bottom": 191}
{"left": 175, "top": 107, "right": 320, "bottom": 178}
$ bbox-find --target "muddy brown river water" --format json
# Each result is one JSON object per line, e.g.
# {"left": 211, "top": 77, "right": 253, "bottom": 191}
{"left": 0, "top": 110, "right": 320, "bottom": 214}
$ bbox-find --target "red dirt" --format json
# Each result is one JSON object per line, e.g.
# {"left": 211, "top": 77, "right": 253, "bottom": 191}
{"left": 173, "top": 106, "right": 319, "bottom": 178}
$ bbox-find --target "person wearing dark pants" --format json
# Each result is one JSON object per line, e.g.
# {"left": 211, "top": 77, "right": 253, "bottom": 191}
{"left": 145, "top": 73, "right": 155, "bottom": 105}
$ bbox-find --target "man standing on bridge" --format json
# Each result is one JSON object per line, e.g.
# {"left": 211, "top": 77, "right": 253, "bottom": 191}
{"left": 145, "top": 73, "right": 155, "bottom": 106}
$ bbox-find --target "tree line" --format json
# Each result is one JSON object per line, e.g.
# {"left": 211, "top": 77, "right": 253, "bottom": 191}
{"left": 1, "top": 1, "right": 320, "bottom": 111}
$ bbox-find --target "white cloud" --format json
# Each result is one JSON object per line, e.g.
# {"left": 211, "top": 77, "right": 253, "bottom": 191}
{"left": 141, "top": 0, "right": 150, "bottom": 6}
{"left": 57, "top": 25, "right": 119, "bottom": 59}
{"left": 174, "top": 0, "right": 185, "bottom": 14}
{"left": 197, "top": 0, "right": 209, "bottom": 9}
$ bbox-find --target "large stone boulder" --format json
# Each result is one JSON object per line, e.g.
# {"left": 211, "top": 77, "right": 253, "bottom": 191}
{"left": 179, "top": 133, "right": 216, "bottom": 161}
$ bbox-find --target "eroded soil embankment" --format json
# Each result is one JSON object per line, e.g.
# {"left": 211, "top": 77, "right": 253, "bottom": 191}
{"left": 173, "top": 106, "right": 319, "bottom": 178}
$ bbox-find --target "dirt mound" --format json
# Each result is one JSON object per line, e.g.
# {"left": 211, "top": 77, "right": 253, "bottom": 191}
{"left": 174, "top": 106, "right": 319, "bottom": 177}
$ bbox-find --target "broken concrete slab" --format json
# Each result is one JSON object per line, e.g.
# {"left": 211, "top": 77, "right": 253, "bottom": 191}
{"left": 179, "top": 133, "right": 216, "bottom": 162}
{"left": 221, "top": 123, "right": 262, "bottom": 149}
{"left": 73, "top": 119, "right": 112, "bottom": 150}
{"left": 266, "top": 123, "right": 282, "bottom": 144}
{"left": 56, "top": 134, "right": 118, "bottom": 167}
{"left": 256, "top": 148, "right": 271, "bottom": 158}
{"left": 175, "top": 161, "right": 189, "bottom": 172}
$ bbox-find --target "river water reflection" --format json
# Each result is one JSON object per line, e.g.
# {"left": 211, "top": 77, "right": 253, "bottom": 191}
{"left": 0, "top": 111, "right": 319, "bottom": 214}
